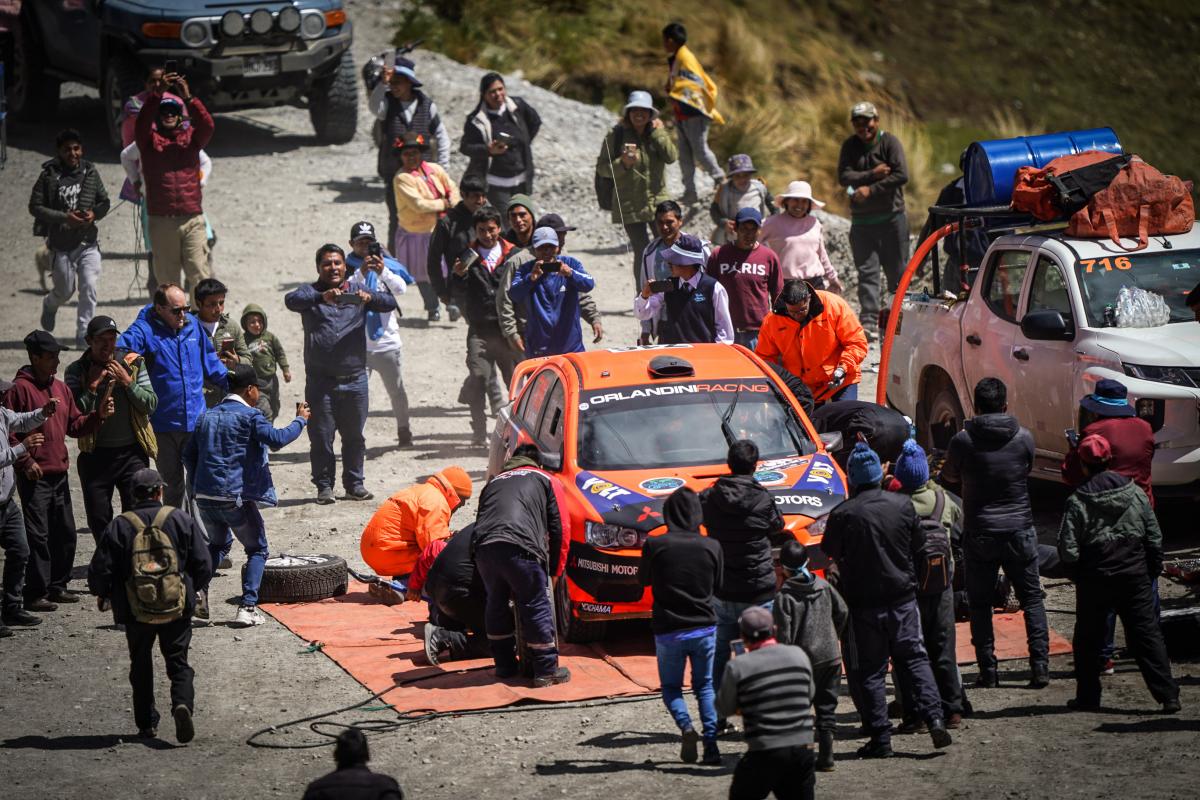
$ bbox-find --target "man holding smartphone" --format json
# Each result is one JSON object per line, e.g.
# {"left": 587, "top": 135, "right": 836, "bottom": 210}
{"left": 509, "top": 227, "right": 596, "bottom": 359}
{"left": 192, "top": 278, "right": 250, "bottom": 408}
{"left": 634, "top": 233, "right": 733, "bottom": 344}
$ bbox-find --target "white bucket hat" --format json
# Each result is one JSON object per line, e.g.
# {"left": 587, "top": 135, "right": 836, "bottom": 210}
{"left": 775, "top": 180, "right": 826, "bottom": 209}
{"left": 623, "top": 90, "right": 658, "bottom": 117}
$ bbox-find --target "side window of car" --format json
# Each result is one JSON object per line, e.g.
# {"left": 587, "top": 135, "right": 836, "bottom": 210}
{"left": 536, "top": 380, "right": 566, "bottom": 460}
{"left": 983, "top": 250, "right": 1031, "bottom": 322}
{"left": 1026, "top": 255, "right": 1074, "bottom": 328}
{"left": 517, "top": 370, "right": 555, "bottom": 430}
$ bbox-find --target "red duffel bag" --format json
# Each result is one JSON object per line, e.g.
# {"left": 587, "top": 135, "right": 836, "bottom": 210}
{"left": 1011, "top": 151, "right": 1127, "bottom": 220}
{"left": 1067, "top": 155, "right": 1195, "bottom": 252}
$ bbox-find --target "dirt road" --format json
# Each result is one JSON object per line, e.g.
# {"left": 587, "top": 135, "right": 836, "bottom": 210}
{"left": 1, "top": 2, "right": 1198, "bottom": 798}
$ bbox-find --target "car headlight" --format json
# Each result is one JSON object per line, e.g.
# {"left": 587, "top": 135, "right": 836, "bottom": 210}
{"left": 278, "top": 6, "right": 301, "bottom": 33}
{"left": 300, "top": 10, "right": 327, "bottom": 38}
{"left": 804, "top": 516, "right": 828, "bottom": 538}
{"left": 181, "top": 20, "right": 210, "bottom": 47}
{"left": 249, "top": 8, "right": 273, "bottom": 35}
{"left": 220, "top": 10, "right": 245, "bottom": 37}
{"left": 1123, "top": 363, "right": 1196, "bottom": 387}
{"left": 585, "top": 521, "right": 643, "bottom": 549}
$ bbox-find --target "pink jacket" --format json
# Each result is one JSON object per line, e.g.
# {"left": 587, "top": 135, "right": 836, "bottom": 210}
{"left": 760, "top": 213, "right": 841, "bottom": 290}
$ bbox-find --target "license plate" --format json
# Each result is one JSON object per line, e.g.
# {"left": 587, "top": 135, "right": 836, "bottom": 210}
{"left": 243, "top": 54, "right": 280, "bottom": 77}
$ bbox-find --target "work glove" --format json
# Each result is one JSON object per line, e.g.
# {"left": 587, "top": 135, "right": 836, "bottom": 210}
{"left": 826, "top": 367, "right": 847, "bottom": 393}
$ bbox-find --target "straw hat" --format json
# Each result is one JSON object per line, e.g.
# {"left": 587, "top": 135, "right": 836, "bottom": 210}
{"left": 775, "top": 180, "right": 826, "bottom": 209}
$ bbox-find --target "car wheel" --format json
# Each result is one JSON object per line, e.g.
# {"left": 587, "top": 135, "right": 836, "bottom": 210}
{"left": 308, "top": 48, "right": 357, "bottom": 144}
{"left": 8, "top": 13, "right": 59, "bottom": 120}
{"left": 104, "top": 56, "right": 144, "bottom": 149}
{"left": 554, "top": 577, "right": 607, "bottom": 644}
{"left": 919, "top": 375, "right": 964, "bottom": 453}
{"left": 249, "top": 553, "right": 348, "bottom": 604}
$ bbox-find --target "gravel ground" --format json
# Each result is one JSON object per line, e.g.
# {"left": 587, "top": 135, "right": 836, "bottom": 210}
{"left": 1, "top": 3, "right": 1198, "bottom": 798}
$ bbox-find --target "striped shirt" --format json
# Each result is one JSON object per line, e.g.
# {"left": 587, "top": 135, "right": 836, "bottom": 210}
{"left": 715, "top": 642, "right": 814, "bottom": 751}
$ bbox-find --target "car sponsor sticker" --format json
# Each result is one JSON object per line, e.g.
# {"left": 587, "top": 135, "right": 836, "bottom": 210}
{"left": 639, "top": 476, "right": 685, "bottom": 494}
{"left": 567, "top": 542, "right": 645, "bottom": 603}
{"left": 574, "top": 471, "right": 652, "bottom": 513}
{"left": 792, "top": 454, "right": 845, "bottom": 494}
{"left": 606, "top": 344, "right": 693, "bottom": 353}
{"left": 753, "top": 469, "right": 788, "bottom": 486}
{"left": 579, "top": 602, "right": 613, "bottom": 614}
{"left": 586, "top": 381, "right": 769, "bottom": 406}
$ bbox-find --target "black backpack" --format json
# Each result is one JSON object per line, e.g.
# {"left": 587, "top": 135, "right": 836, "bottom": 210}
{"left": 916, "top": 490, "right": 953, "bottom": 596}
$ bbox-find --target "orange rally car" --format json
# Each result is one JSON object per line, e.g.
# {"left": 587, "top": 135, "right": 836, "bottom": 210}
{"left": 486, "top": 344, "right": 849, "bottom": 643}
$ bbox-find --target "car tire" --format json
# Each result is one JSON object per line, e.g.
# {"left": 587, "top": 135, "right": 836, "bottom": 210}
{"left": 918, "top": 374, "right": 964, "bottom": 453}
{"left": 309, "top": 48, "right": 357, "bottom": 144}
{"left": 250, "top": 553, "right": 348, "bottom": 604}
{"left": 8, "top": 12, "right": 59, "bottom": 121}
{"left": 104, "top": 56, "right": 145, "bottom": 149}
{"left": 554, "top": 577, "right": 607, "bottom": 644}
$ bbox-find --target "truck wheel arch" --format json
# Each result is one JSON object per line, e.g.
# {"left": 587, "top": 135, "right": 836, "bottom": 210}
{"left": 916, "top": 366, "right": 964, "bottom": 452}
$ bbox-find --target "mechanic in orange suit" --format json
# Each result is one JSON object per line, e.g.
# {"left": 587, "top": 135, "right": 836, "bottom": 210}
{"left": 756, "top": 279, "right": 868, "bottom": 405}
{"left": 360, "top": 466, "right": 474, "bottom": 578}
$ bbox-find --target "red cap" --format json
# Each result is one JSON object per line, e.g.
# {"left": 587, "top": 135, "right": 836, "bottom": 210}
{"left": 1078, "top": 434, "right": 1112, "bottom": 465}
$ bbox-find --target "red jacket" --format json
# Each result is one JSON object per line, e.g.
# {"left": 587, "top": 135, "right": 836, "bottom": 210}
{"left": 4, "top": 367, "right": 101, "bottom": 476}
{"left": 1062, "top": 415, "right": 1155, "bottom": 507}
{"left": 408, "top": 538, "right": 448, "bottom": 597}
{"left": 136, "top": 93, "right": 214, "bottom": 217}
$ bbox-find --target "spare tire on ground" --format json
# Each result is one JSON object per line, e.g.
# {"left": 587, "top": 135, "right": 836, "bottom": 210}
{"left": 251, "top": 554, "right": 348, "bottom": 603}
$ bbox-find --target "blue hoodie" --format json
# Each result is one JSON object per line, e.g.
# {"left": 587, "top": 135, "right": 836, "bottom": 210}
{"left": 509, "top": 254, "right": 596, "bottom": 358}
{"left": 118, "top": 304, "right": 228, "bottom": 433}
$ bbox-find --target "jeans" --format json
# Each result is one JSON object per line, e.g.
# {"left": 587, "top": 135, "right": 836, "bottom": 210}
{"left": 730, "top": 745, "right": 815, "bottom": 800}
{"left": 43, "top": 242, "right": 102, "bottom": 345}
{"left": 676, "top": 115, "right": 725, "bottom": 197}
{"left": 77, "top": 444, "right": 149, "bottom": 543}
{"left": 475, "top": 542, "right": 557, "bottom": 677}
{"left": 624, "top": 222, "right": 653, "bottom": 294}
{"left": 154, "top": 430, "right": 192, "bottom": 509}
{"left": 811, "top": 661, "right": 842, "bottom": 734}
{"left": 305, "top": 372, "right": 369, "bottom": 492}
{"left": 847, "top": 599, "right": 943, "bottom": 745}
{"left": 733, "top": 330, "right": 759, "bottom": 350}
{"left": 849, "top": 212, "right": 910, "bottom": 332}
{"left": 714, "top": 597, "right": 773, "bottom": 693}
{"left": 964, "top": 526, "right": 1049, "bottom": 673}
{"left": 196, "top": 499, "right": 269, "bottom": 606}
{"left": 16, "top": 472, "right": 76, "bottom": 600}
{"left": 0, "top": 500, "right": 30, "bottom": 616}
{"left": 463, "top": 328, "right": 519, "bottom": 437}
{"left": 125, "top": 616, "right": 194, "bottom": 731}
{"left": 655, "top": 630, "right": 718, "bottom": 740}
{"left": 897, "top": 588, "right": 963, "bottom": 719}
{"left": 1073, "top": 574, "right": 1176, "bottom": 706}
{"left": 367, "top": 347, "right": 411, "bottom": 431}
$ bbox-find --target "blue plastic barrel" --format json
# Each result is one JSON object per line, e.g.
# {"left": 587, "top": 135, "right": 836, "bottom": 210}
{"left": 962, "top": 128, "right": 1122, "bottom": 206}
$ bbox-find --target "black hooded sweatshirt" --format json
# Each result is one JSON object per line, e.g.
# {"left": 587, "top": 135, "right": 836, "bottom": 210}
{"left": 700, "top": 474, "right": 785, "bottom": 603}
{"left": 639, "top": 488, "right": 724, "bottom": 635}
{"left": 939, "top": 413, "right": 1035, "bottom": 537}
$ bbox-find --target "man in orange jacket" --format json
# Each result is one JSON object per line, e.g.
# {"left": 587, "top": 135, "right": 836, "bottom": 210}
{"left": 360, "top": 466, "right": 473, "bottom": 580}
{"left": 756, "top": 279, "right": 868, "bottom": 405}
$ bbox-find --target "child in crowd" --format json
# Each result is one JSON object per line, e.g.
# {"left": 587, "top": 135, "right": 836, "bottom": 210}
{"left": 773, "top": 540, "right": 848, "bottom": 772}
{"left": 710, "top": 153, "right": 774, "bottom": 245}
{"left": 240, "top": 305, "right": 290, "bottom": 420}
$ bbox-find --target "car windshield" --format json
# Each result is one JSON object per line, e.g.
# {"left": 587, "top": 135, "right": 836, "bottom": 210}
{"left": 577, "top": 378, "right": 814, "bottom": 471}
{"left": 1074, "top": 249, "right": 1199, "bottom": 326}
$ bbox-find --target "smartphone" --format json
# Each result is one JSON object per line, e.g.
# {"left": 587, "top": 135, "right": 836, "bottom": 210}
{"left": 730, "top": 639, "right": 746, "bottom": 657}
{"left": 542, "top": 259, "right": 562, "bottom": 273}
{"left": 623, "top": 142, "right": 638, "bottom": 153}
{"left": 649, "top": 279, "right": 674, "bottom": 293}
{"left": 367, "top": 241, "right": 382, "bottom": 259}
{"left": 220, "top": 337, "right": 236, "bottom": 355}
{"left": 334, "top": 293, "right": 364, "bottom": 306}
{"left": 164, "top": 59, "right": 178, "bottom": 74}
{"left": 496, "top": 131, "right": 514, "bottom": 142}
{"left": 459, "top": 248, "right": 480, "bottom": 269}
{"left": 1064, "top": 428, "right": 1080, "bottom": 448}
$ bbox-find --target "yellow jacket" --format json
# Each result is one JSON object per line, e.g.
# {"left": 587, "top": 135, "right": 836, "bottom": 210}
{"left": 392, "top": 162, "right": 460, "bottom": 233}
{"left": 668, "top": 45, "right": 724, "bottom": 125}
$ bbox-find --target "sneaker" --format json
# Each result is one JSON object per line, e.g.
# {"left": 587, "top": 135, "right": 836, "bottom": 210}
{"left": 345, "top": 486, "right": 374, "bottom": 501}
{"left": 714, "top": 718, "right": 738, "bottom": 737}
{"left": 856, "top": 740, "right": 894, "bottom": 759}
{"left": 423, "top": 624, "right": 445, "bottom": 666}
{"left": 471, "top": 432, "right": 488, "bottom": 448}
{"left": 1066, "top": 698, "right": 1101, "bottom": 712}
{"left": 232, "top": 605, "right": 265, "bottom": 628}
{"left": 896, "top": 719, "right": 927, "bottom": 735}
{"left": 1100, "top": 658, "right": 1115, "bottom": 676}
{"left": 946, "top": 713, "right": 963, "bottom": 730}
{"left": 532, "top": 666, "right": 571, "bottom": 688}
{"left": 172, "top": 704, "right": 195, "bottom": 744}
{"left": 24, "top": 598, "right": 58, "bottom": 612}
{"left": 194, "top": 590, "right": 210, "bottom": 622}
{"left": 426, "top": 309, "right": 441, "bottom": 323}
{"left": 219, "top": 557, "right": 233, "bottom": 570}
{"left": 397, "top": 427, "right": 414, "bottom": 447}
{"left": 3, "top": 609, "right": 42, "bottom": 627}
{"left": 137, "top": 727, "right": 157, "bottom": 739}
{"left": 47, "top": 589, "right": 79, "bottom": 604}
{"left": 316, "top": 487, "right": 335, "bottom": 505}
{"left": 928, "top": 719, "right": 953, "bottom": 749}
{"left": 679, "top": 727, "right": 700, "bottom": 763}
{"left": 41, "top": 302, "right": 55, "bottom": 332}
{"left": 700, "top": 739, "right": 721, "bottom": 766}
{"left": 1162, "top": 699, "right": 1182, "bottom": 715}
{"left": 447, "top": 304, "right": 462, "bottom": 323}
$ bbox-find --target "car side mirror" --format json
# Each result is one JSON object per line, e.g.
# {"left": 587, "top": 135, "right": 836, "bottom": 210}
{"left": 539, "top": 449, "right": 563, "bottom": 472}
{"left": 1020, "top": 310, "right": 1074, "bottom": 341}
{"left": 818, "top": 431, "right": 843, "bottom": 452}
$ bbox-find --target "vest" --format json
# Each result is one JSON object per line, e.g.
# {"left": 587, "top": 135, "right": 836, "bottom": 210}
{"left": 662, "top": 273, "right": 718, "bottom": 344}
{"left": 377, "top": 91, "right": 437, "bottom": 176}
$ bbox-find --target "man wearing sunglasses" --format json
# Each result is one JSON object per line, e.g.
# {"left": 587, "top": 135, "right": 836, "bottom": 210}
{"left": 119, "top": 284, "right": 228, "bottom": 510}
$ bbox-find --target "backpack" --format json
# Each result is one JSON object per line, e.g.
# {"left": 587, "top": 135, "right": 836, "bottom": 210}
{"left": 916, "top": 490, "right": 953, "bottom": 596}
{"left": 123, "top": 506, "right": 187, "bottom": 624}
{"left": 1010, "top": 151, "right": 1130, "bottom": 221}
{"left": 1066, "top": 156, "right": 1195, "bottom": 252}
{"left": 594, "top": 124, "right": 625, "bottom": 212}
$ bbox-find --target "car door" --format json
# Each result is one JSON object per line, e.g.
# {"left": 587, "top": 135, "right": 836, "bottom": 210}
{"left": 959, "top": 247, "right": 1033, "bottom": 413}
{"left": 533, "top": 378, "right": 566, "bottom": 471}
{"left": 1011, "top": 251, "right": 1082, "bottom": 465}
{"left": 488, "top": 368, "right": 557, "bottom": 476}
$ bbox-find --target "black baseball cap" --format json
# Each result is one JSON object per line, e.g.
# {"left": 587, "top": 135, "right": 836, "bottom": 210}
{"left": 23, "top": 330, "right": 68, "bottom": 353}
{"left": 86, "top": 315, "right": 119, "bottom": 338}
{"left": 227, "top": 363, "right": 263, "bottom": 391}
{"left": 534, "top": 213, "right": 576, "bottom": 233}
{"left": 350, "top": 221, "right": 377, "bottom": 242}
{"left": 131, "top": 468, "right": 165, "bottom": 496}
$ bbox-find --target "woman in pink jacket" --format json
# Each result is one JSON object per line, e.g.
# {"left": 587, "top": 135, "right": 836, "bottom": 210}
{"left": 760, "top": 181, "right": 843, "bottom": 293}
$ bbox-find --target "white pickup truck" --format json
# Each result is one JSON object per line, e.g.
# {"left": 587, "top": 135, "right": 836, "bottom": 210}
{"left": 887, "top": 226, "right": 1200, "bottom": 495}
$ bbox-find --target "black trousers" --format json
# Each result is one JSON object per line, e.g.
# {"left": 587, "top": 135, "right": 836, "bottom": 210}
{"left": 16, "top": 472, "right": 76, "bottom": 600}
{"left": 810, "top": 661, "right": 841, "bottom": 734}
{"left": 624, "top": 221, "right": 653, "bottom": 294}
{"left": 125, "top": 616, "right": 195, "bottom": 731}
{"left": 1074, "top": 574, "right": 1177, "bottom": 706}
{"left": 898, "top": 588, "right": 964, "bottom": 719}
{"left": 1, "top": 499, "right": 30, "bottom": 616}
{"left": 730, "top": 745, "right": 815, "bottom": 800}
{"left": 431, "top": 593, "right": 489, "bottom": 660}
{"left": 78, "top": 444, "right": 149, "bottom": 543}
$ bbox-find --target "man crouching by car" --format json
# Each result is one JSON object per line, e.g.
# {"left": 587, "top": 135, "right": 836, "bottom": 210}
{"left": 472, "top": 444, "right": 570, "bottom": 687}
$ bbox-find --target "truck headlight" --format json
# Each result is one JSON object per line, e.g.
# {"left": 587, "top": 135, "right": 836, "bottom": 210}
{"left": 220, "top": 10, "right": 245, "bottom": 37}
{"left": 300, "top": 10, "right": 327, "bottom": 39}
{"left": 278, "top": 6, "right": 301, "bottom": 33}
{"left": 1123, "top": 363, "right": 1196, "bottom": 387}
{"left": 585, "top": 521, "right": 643, "bottom": 549}
{"left": 1135, "top": 398, "right": 1166, "bottom": 432}
{"left": 181, "top": 20, "right": 210, "bottom": 47}
{"left": 249, "top": 8, "right": 273, "bottom": 35}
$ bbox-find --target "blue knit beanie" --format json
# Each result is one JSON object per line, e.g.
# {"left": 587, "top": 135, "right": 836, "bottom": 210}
{"left": 847, "top": 442, "right": 883, "bottom": 488}
{"left": 894, "top": 438, "right": 930, "bottom": 491}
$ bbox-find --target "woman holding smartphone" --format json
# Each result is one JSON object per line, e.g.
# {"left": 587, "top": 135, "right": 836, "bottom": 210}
{"left": 596, "top": 90, "right": 679, "bottom": 294}
{"left": 392, "top": 131, "right": 460, "bottom": 295}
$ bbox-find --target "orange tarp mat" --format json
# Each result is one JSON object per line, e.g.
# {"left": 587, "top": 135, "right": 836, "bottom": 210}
{"left": 262, "top": 581, "right": 1072, "bottom": 714}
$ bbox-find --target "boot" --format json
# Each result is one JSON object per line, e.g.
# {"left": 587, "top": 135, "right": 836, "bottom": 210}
{"left": 816, "top": 730, "right": 835, "bottom": 771}
{"left": 532, "top": 666, "right": 571, "bottom": 688}
{"left": 975, "top": 668, "right": 998, "bottom": 688}
{"left": 679, "top": 727, "right": 700, "bottom": 763}
{"left": 928, "top": 718, "right": 952, "bottom": 749}
{"left": 1028, "top": 663, "right": 1050, "bottom": 689}
{"left": 701, "top": 739, "right": 721, "bottom": 766}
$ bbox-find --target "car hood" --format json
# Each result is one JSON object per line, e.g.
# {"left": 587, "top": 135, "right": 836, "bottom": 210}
{"left": 1087, "top": 323, "right": 1200, "bottom": 367}
{"left": 571, "top": 453, "right": 847, "bottom": 533}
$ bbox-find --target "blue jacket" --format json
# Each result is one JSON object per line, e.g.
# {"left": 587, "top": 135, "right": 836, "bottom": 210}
{"left": 183, "top": 397, "right": 306, "bottom": 507}
{"left": 509, "top": 255, "right": 596, "bottom": 358}
{"left": 118, "top": 304, "right": 228, "bottom": 433}
{"left": 283, "top": 280, "right": 398, "bottom": 379}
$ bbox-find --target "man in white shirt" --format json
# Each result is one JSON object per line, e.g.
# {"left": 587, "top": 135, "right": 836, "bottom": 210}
{"left": 635, "top": 234, "right": 733, "bottom": 344}
{"left": 345, "top": 221, "right": 414, "bottom": 447}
